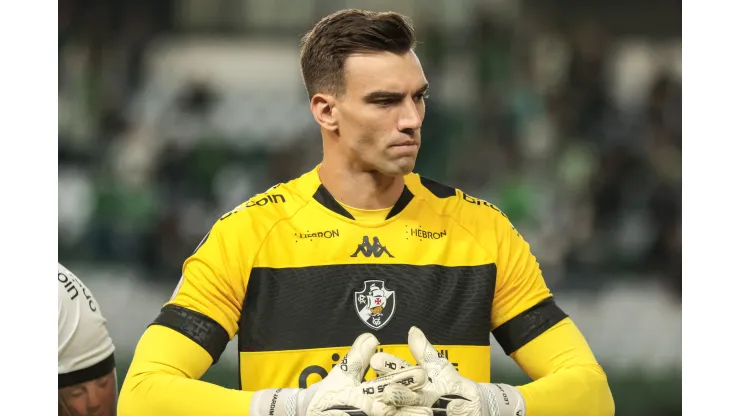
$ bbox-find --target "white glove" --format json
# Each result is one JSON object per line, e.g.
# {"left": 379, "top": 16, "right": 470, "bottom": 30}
{"left": 370, "top": 327, "right": 526, "bottom": 416}
{"left": 250, "top": 333, "right": 427, "bottom": 416}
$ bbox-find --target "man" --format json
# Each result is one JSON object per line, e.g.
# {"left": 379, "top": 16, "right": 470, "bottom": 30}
{"left": 59, "top": 263, "right": 118, "bottom": 416}
{"left": 118, "top": 9, "right": 615, "bottom": 416}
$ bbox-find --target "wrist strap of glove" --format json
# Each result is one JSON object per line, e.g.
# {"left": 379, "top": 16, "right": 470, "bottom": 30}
{"left": 478, "top": 383, "right": 526, "bottom": 416}
{"left": 250, "top": 386, "right": 317, "bottom": 416}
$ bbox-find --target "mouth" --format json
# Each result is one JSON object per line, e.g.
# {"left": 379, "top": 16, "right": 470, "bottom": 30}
{"left": 391, "top": 141, "right": 418, "bottom": 148}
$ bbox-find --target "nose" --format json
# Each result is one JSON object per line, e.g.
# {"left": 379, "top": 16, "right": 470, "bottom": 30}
{"left": 397, "top": 98, "right": 422, "bottom": 134}
{"left": 86, "top": 388, "right": 103, "bottom": 412}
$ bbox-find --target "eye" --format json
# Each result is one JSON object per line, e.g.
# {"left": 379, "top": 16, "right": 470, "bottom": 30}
{"left": 374, "top": 99, "right": 395, "bottom": 107}
{"left": 69, "top": 388, "right": 86, "bottom": 398}
{"left": 413, "top": 93, "right": 429, "bottom": 103}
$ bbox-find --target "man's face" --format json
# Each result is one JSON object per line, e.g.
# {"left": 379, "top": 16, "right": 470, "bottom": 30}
{"left": 58, "top": 372, "right": 117, "bottom": 416}
{"left": 334, "top": 50, "right": 428, "bottom": 176}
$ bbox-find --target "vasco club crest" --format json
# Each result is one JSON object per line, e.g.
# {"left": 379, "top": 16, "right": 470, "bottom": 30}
{"left": 354, "top": 280, "right": 396, "bottom": 330}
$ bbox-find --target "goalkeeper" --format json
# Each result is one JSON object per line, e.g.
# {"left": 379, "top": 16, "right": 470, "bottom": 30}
{"left": 118, "top": 8, "right": 614, "bottom": 416}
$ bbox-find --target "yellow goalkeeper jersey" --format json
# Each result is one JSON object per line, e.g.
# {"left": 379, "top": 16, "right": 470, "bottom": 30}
{"left": 154, "top": 165, "right": 567, "bottom": 392}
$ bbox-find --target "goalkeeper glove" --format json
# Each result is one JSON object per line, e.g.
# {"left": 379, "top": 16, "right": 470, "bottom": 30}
{"left": 250, "top": 332, "right": 427, "bottom": 416}
{"left": 371, "top": 326, "right": 526, "bottom": 416}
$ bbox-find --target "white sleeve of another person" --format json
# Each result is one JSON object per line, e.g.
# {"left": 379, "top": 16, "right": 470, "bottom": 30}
{"left": 58, "top": 263, "right": 116, "bottom": 386}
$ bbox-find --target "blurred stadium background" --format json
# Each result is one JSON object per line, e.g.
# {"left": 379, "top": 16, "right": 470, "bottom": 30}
{"left": 58, "top": 0, "right": 681, "bottom": 414}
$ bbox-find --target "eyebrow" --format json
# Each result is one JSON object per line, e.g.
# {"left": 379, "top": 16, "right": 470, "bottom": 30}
{"left": 363, "top": 83, "right": 429, "bottom": 102}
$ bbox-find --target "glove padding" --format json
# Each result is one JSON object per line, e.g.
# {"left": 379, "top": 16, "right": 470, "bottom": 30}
{"left": 250, "top": 332, "right": 427, "bottom": 416}
{"left": 370, "top": 327, "right": 526, "bottom": 416}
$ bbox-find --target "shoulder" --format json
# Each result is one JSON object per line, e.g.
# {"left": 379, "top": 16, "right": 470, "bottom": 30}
{"left": 212, "top": 173, "right": 315, "bottom": 238}
{"left": 405, "top": 173, "right": 514, "bottom": 233}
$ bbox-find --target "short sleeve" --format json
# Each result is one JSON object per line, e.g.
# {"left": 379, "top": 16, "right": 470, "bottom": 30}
{"left": 152, "top": 216, "right": 250, "bottom": 364}
{"left": 489, "top": 211, "right": 568, "bottom": 355}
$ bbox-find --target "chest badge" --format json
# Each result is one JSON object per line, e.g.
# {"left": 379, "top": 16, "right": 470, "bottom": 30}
{"left": 354, "top": 280, "right": 396, "bottom": 330}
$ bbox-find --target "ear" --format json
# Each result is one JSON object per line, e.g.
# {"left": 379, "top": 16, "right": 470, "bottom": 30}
{"left": 310, "top": 93, "right": 338, "bottom": 132}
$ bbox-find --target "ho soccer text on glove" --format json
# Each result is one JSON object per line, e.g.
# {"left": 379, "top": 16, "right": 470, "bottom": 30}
{"left": 370, "top": 327, "right": 526, "bottom": 416}
{"left": 249, "top": 333, "right": 428, "bottom": 416}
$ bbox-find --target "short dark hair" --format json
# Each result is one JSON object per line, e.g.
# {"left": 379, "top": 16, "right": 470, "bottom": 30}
{"left": 299, "top": 9, "right": 416, "bottom": 98}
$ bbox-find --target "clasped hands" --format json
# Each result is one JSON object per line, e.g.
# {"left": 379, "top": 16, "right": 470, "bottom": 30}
{"left": 303, "top": 326, "right": 493, "bottom": 416}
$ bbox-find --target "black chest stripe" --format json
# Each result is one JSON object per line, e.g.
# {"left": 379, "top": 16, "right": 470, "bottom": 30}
{"left": 239, "top": 263, "right": 497, "bottom": 351}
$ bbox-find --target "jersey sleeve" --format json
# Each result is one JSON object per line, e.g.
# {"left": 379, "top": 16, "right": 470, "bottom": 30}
{"left": 118, "top": 213, "right": 258, "bottom": 416}
{"left": 489, "top": 210, "right": 568, "bottom": 355}
{"left": 58, "top": 264, "right": 116, "bottom": 388}
{"left": 119, "top": 324, "right": 253, "bottom": 416}
{"left": 151, "top": 215, "right": 250, "bottom": 364}
{"left": 511, "top": 318, "right": 615, "bottom": 416}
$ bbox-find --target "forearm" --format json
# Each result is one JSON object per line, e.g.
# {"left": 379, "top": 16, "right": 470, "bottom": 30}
{"left": 506, "top": 318, "right": 615, "bottom": 416}
{"left": 119, "top": 368, "right": 253, "bottom": 416}
{"left": 515, "top": 364, "right": 614, "bottom": 416}
{"left": 118, "top": 325, "right": 253, "bottom": 416}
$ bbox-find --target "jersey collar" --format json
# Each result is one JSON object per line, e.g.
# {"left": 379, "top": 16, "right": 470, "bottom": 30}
{"left": 310, "top": 168, "right": 415, "bottom": 221}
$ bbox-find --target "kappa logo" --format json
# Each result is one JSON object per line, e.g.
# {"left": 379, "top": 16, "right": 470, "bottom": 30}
{"left": 354, "top": 280, "right": 396, "bottom": 330}
{"left": 350, "top": 236, "right": 394, "bottom": 258}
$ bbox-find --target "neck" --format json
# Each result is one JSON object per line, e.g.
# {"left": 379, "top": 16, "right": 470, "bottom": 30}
{"left": 319, "top": 153, "right": 405, "bottom": 210}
